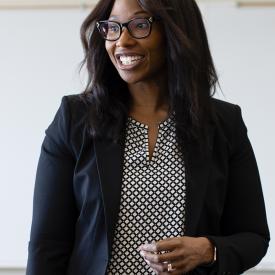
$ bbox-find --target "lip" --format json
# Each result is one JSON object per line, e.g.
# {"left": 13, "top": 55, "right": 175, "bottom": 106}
{"left": 114, "top": 51, "right": 145, "bottom": 71}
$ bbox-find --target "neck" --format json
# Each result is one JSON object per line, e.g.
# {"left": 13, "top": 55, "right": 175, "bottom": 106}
{"left": 128, "top": 78, "right": 169, "bottom": 115}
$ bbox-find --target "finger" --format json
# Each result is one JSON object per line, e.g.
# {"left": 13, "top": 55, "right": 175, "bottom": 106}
{"left": 173, "top": 257, "right": 199, "bottom": 274}
{"left": 140, "top": 249, "right": 182, "bottom": 264}
{"left": 143, "top": 251, "right": 198, "bottom": 275}
{"left": 145, "top": 261, "right": 182, "bottom": 275}
{"left": 139, "top": 237, "right": 180, "bottom": 253}
{"left": 147, "top": 261, "right": 168, "bottom": 273}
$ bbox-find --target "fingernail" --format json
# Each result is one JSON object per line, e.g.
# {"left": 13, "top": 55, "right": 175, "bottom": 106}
{"left": 142, "top": 244, "right": 150, "bottom": 249}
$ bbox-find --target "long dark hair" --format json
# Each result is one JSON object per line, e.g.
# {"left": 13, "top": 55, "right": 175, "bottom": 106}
{"left": 80, "top": 0, "right": 218, "bottom": 144}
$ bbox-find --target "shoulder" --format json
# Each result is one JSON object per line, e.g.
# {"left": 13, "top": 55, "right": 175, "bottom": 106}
{"left": 209, "top": 98, "right": 248, "bottom": 153}
{"left": 211, "top": 98, "right": 241, "bottom": 121}
{"left": 56, "top": 93, "right": 92, "bottom": 135}
{"left": 210, "top": 97, "right": 244, "bottom": 131}
{"left": 62, "top": 93, "right": 90, "bottom": 123}
{"left": 45, "top": 93, "right": 91, "bottom": 157}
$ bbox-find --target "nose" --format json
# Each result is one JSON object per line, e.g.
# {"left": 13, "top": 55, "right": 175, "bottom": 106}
{"left": 115, "top": 27, "right": 136, "bottom": 47}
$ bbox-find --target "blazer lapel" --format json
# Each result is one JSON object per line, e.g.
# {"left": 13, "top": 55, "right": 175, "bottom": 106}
{"left": 94, "top": 138, "right": 124, "bottom": 258}
{"left": 184, "top": 123, "right": 215, "bottom": 236}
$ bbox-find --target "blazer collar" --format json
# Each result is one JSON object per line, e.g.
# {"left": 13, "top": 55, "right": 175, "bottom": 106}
{"left": 94, "top": 123, "right": 215, "bottom": 255}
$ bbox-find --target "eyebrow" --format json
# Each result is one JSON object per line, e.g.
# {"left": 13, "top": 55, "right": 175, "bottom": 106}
{"left": 109, "top": 11, "right": 149, "bottom": 20}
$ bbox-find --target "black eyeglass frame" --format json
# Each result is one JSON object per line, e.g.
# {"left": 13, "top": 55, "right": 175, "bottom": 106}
{"left": 96, "top": 16, "right": 156, "bottom": 41}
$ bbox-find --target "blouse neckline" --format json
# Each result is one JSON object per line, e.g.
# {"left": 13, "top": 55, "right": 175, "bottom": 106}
{"left": 127, "top": 112, "right": 175, "bottom": 129}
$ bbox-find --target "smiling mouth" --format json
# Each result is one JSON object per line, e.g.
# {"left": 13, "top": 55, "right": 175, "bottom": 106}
{"left": 119, "top": 55, "right": 144, "bottom": 65}
{"left": 115, "top": 54, "right": 145, "bottom": 68}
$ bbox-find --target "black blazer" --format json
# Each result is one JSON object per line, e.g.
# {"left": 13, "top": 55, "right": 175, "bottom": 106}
{"left": 26, "top": 95, "right": 270, "bottom": 275}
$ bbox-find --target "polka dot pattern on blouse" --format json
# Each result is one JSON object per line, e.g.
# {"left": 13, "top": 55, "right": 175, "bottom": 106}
{"left": 107, "top": 114, "right": 186, "bottom": 274}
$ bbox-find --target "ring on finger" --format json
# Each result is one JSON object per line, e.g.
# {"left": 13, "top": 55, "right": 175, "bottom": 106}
{"left": 167, "top": 263, "right": 175, "bottom": 272}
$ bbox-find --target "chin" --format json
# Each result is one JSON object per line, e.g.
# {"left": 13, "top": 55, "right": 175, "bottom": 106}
{"left": 118, "top": 71, "right": 145, "bottom": 84}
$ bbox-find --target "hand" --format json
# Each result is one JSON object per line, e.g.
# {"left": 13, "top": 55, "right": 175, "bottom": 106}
{"left": 138, "top": 236, "right": 214, "bottom": 274}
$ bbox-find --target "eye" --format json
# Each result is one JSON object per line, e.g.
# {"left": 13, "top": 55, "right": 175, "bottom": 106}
{"left": 135, "top": 22, "right": 149, "bottom": 30}
{"left": 109, "top": 23, "right": 120, "bottom": 33}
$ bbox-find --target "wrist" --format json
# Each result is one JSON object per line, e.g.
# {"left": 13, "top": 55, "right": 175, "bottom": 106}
{"left": 200, "top": 237, "right": 216, "bottom": 266}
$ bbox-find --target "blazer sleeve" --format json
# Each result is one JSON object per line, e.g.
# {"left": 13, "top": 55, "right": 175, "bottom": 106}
{"left": 26, "top": 96, "right": 77, "bottom": 275}
{"left": 207, "top": 105, "right": 270, "bottom": 274}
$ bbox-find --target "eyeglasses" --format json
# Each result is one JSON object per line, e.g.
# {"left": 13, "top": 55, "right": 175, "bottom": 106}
{"left": 96, "top": 17, "right": 156, "bottom": 41}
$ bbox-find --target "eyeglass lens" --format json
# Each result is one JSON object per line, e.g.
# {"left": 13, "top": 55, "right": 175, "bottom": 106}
{"left": 99, "top": 18, "right": 151, "bottom": 40}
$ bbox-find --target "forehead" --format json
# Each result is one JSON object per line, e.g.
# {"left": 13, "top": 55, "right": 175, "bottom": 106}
{"left": 109, "top": 0, "right": 148, "bottom": 20}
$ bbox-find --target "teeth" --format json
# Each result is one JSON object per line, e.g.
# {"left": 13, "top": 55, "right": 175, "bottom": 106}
{"left": 119, "top": 55, "right": 143, "bottom": 65}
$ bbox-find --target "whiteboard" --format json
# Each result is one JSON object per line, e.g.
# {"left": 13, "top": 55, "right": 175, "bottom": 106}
{"left": 0, "top": 2, "right": 274, "bottom": 270}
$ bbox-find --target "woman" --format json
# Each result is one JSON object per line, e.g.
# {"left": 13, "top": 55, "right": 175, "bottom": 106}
{"left": 26, "top": 0, "right": 270, "bottom": 274}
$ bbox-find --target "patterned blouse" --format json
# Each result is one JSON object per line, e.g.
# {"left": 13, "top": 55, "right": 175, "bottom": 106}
{"left": 107, "top": 114, "right": 186, "bottom": 274}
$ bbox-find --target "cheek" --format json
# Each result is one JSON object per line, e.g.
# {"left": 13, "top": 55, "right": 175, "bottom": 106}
{"left": 147, "top": 32, "right": 166, "bottom": 63}
{"left": 105, "top": 42, "right": 115, "bottom": 64}
{"left": 149, "top": 42, "right": 166, "bottom": 66}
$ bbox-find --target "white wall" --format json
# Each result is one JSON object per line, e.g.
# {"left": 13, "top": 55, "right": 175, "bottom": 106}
{"left": 201, "top": 2, "right": 275, "bottom": 270}
{"left": 0, "top": 8, "right": 88, "bottom": 267}
{"left": 0, "top": 2, "right": 274, "bottom": 272}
